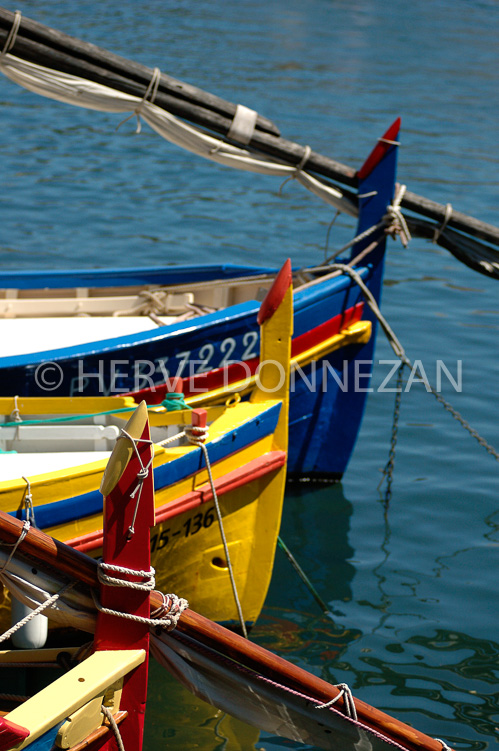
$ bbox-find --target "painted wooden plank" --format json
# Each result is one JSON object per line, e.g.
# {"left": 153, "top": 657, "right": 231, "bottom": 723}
{"left": 5, "top": 650, "right": 145, "bottom": 749}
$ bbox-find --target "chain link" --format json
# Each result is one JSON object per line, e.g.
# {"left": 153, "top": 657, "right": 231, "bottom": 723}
{"left": 378, "top": 363, "right": 405, "bottom": 504}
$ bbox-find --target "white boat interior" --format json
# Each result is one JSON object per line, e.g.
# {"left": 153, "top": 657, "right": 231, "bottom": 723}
{"left": 0, "top": 410, "right": 197, "bottom": 478}
{"left": 1, "top": 316, "right": 178, "bottom": 357}
{"left": 0, "top": 275, "right": 279, "bottom": 357}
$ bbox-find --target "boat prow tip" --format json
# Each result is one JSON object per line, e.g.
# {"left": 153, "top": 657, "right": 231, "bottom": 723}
{"left": 356, "top": 117, "right": 401, "bottom": 182}
{"left": 257, "top": 258, "right": 292, "bottom": 326}
{"left": 100, "top": 400, "right": 149, "bottom": 496}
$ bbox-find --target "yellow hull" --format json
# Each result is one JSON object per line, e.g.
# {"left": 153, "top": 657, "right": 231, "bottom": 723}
{"left": 0, "top": 266, "right": 293, "bottom": 632}
{"left": 0, "top": 400, "right": 286, "bottom": 628}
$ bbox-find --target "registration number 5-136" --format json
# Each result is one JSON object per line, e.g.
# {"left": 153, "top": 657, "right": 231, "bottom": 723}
{"left": 150, "top": 506, "right": 216, "bottom": 552}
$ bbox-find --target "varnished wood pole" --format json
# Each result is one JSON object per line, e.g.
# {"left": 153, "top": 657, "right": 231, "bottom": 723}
{"left": 0, "top": 510, "right": 449, "bottom": 751}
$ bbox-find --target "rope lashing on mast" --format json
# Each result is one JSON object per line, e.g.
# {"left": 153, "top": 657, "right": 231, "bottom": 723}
{"left": 94, "top": 562, "right": 188, "bottom": 631}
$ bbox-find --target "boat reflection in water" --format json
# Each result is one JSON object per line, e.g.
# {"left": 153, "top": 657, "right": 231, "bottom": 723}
{"left": 142, "top": 482, "right": 361, "bottom": 751}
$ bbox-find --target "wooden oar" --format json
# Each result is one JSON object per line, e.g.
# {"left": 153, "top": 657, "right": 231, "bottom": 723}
{"left": 0, "top": 6, "right": 497, "bottom": 254}
{"left": 0, "top": 7, "right": 280, "bottom": 138}
{"left": 0, "top": 508, "right": 451, "bottom": 751}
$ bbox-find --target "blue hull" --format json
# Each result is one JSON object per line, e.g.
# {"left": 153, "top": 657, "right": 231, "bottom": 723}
{"left": 0, "top": 128, "right": 399, "bottom": 479}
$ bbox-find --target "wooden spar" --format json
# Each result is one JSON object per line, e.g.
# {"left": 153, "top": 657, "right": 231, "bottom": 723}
{"left": 0, "top": 9, "right": 496, "bottom": 252}
{"left": 0, "top": 511, "right": 450, "bottom": 751}
{"left": 0, "top": 28, "right": 269, "bottom": 141}
{"left": 176, "top": 611, "right": 448, "bottom": 751}
{"left": 0, "top": 7, "right": 279, "bottom": 138}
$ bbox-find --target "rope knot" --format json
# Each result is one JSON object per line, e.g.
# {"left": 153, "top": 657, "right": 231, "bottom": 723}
{"left": 315, "top": 682, "right": 357, "bottom": 721}
{"left": 151, "top": 591, "right": 189, "bottom": 631}
{"left": 433, "top": 203, "right": 453, "bottom": 243}
{"left": 383, "top": 183, "right": 411, "bottom": 247}
{"left": 185, "top": 425, "right": 209, "bottom": 445}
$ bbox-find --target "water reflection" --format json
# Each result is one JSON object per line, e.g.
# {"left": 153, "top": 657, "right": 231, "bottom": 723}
{"left": 268, "top": 482, "right": 356, "bottom": 610}
{"left": 345, "top": 629, "right": 499, "bottom": 751}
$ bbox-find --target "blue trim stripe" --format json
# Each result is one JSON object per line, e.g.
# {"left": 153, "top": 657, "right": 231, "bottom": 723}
{"left": 12, "top": 403, "right": 281, "bottom": 530}
{"left": 27, "top": 725, "right": 63, "bottom": 751}
{"left": 0, "top": 263, "right": 278, "bottom": 290}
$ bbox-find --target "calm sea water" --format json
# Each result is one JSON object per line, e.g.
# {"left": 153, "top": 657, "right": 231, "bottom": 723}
{"left": 1, "top": 0, "right": 498, "bottom": 749}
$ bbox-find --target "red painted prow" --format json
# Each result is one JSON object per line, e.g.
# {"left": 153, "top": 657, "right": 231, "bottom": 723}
{"left": 257, "top": 258, "right": 292, "bottom": 325}
{"left": 0, "top": 718, "right": 30, "bottom": 750}
{"left": 94, "top": 401, "right": 155, "bottom": 751}
{"left": 356, "top": 117, "right": 401, "bottom": 181}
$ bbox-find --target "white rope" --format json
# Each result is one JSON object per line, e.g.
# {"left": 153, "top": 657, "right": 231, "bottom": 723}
{"left": 435, "top": 740, "right": 452, "bottom": 751}
{"left": 93, "top": 588, "right": 188, "bottom": 630}
{"left": 21, "top": 476, "right": 37, "bottom": 527}
{"left": 315, "top": 683, "right": 358, "bottom": 721}
{"left": 0, "top": 581, "right": 73, "bottom": 643}
{"left": 98, "top": 562, "right": 156, "bottom": 591}
{"left": 433, "top": 203, "right": 453, "bottom": 243}
{"left": 155, "top": 429, "right": 187, "bottom": 446}
{"left": 0, "top": 53, "right": 357, "bottom": 216}
{"left": 324, "top": 183, "right": 411, "bottom": 263}
{"left": 185, "top": 426, "right": 248, "bottom": 638}
{"left": 117, "top": 66, "right": 162, "bottom": 134}
{"left": 0, "top": 10, "right": 21, "bottom": 59}
{"left": 384, "top": 183, "right": 411, "bottom": 247}
{"left": 96, "top": 561, "right": 187, "bottom": 629}
{"left": 9, "top": 394, "right": 22, "bottom": 422}
{"left": 278, "top": 144, "right": 312, "bottom": 195}
{"left": 101, "top": 706, "right": 126, "bottom": 751}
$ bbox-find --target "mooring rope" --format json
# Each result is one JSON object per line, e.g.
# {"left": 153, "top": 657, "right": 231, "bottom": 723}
{"left": 101, "top": 705, "right": 126, "bottom": 751}
{"left": 185, "top": 424, "right": 248, "bottom": 638}
{"left": 329, "top": 263, "right": 499, "bottom": 462}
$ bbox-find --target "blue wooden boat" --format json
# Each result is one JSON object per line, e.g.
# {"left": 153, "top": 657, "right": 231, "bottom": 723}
{"left": 0, "top": 121, "right": 400, "bottom": 480}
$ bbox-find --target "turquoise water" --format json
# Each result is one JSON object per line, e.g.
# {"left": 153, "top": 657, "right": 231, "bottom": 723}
{"left": 1, "top": 1, "right": 498, "bottom": 748}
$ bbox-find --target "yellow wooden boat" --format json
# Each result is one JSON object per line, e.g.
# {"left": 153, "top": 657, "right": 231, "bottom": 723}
{"left": 0, "top": 389, "right": 157, "bottom": 751}
{"left": 0, "top": 262, "right": 293, "bottom": 633}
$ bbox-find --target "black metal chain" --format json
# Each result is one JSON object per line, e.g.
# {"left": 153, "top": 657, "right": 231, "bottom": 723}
{"left": 378, "top": 363, "right": 406, "bottom": 506}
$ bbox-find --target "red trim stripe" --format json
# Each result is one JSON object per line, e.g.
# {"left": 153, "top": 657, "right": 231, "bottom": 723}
{"left": 67, "top": 450, "right": 286, "bottom": 553}
{"left": 129, "top": 302, "right": 364, "bottom": 403}
{"left": 290, "top": 302, "right": 364, "bottom": 358}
